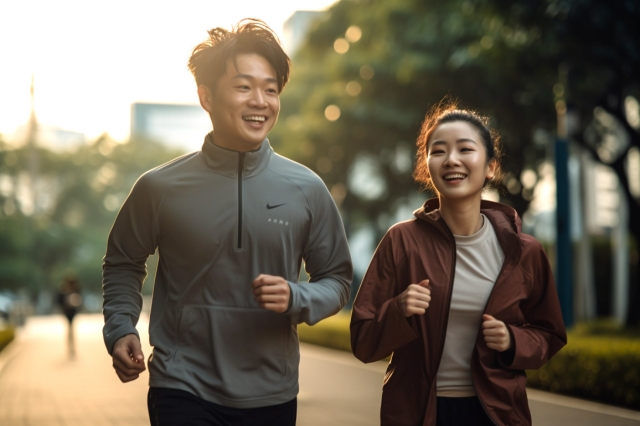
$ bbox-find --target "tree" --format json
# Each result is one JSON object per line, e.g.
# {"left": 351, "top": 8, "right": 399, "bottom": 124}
{"left": 270, "top": 0, "right": 640, "bottom": 324}
{"left": 0, "top": 134, "right": 183, "bottom": 298}
{"left": 270, "top": 0, "right": 555, "bottom": 236}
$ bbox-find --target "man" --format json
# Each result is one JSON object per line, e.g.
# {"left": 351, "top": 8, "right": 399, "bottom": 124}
{"left": 102, "top": 19, "right": 352, "bottom": 426}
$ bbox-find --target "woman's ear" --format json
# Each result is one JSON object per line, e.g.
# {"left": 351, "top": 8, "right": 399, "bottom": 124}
{"left": 485, "top": 159, "right": 497, "bottom": 180}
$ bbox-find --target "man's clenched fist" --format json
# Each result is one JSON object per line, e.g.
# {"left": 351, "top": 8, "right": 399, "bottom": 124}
{"left": 252, "top": 274, "right": 292, "bottom": 313}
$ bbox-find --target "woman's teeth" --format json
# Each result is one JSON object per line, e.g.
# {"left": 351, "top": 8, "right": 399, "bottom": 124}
{"left": 444, "top": 174, "right": 466, "bottom": 180}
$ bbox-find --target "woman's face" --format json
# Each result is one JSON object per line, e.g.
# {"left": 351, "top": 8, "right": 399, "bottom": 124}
{"left": 426, "top": 121, "right": 495, "bottom": 202}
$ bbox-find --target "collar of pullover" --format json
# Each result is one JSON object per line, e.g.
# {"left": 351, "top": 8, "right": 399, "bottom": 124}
{"left": 201, "top": 132, "right": 273, "bottom": 178}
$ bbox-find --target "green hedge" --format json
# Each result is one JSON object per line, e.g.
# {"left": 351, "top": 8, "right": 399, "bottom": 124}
{"left": 527, "top": 321, "right": 640, "bottom": 410}
{"left": 298, "top": 312, "right": 353, "bottom": 353}
{"left": 0, "top": 326, "right": 15, "bottom": 353}
{"left": 299, "top": 313, "right": 640, "bottom": 410}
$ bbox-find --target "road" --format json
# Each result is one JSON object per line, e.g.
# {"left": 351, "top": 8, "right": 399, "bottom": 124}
{"left": 0, "top": 314, "right": 638, "bottom": 425}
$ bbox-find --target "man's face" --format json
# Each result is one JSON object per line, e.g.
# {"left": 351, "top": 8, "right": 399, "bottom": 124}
{"left": 199, "top": 53, "right": 280, "bottom": 152}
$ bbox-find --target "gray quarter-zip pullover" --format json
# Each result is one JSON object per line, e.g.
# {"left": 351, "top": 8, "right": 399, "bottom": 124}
{"left": 103, "top": 135, "right": 353, "bottom": 408}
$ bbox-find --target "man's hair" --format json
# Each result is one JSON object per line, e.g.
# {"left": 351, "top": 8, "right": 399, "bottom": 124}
{"left": 188, "top": 19, "right": 291, "bottom": 93}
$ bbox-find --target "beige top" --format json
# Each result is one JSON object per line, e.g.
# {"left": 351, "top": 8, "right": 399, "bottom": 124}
{"left": 436, "top": 215, "right": 505, "bottom": 397}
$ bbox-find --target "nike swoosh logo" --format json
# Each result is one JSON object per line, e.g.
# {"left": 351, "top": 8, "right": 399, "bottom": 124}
{"left": 266, "top": 203, "right": 286, "bottom": 210}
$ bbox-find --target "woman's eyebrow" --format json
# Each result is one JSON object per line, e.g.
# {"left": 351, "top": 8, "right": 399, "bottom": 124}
{"left": 430, "top": 138, "right": 478, "bottom": 146}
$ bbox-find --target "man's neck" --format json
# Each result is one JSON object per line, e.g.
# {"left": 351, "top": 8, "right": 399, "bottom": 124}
{"left": 211, "top": 134, "right": 263, "bottom": 153}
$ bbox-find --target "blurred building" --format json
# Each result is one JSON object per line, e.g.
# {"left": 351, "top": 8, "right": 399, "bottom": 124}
{"left": 2, "top": 77, "right": 86, "bottom": 152}
{"left": 39, "top": 125, "right": 85, "bottom": 151}
{"left": 130, "top": 102, "right": 211, "bottom": 152}
{"left": 283, "top": 11, "right": 326, "bottom": 56}
{"left": 5, "top": 119, "right": 85, "bottom": 151}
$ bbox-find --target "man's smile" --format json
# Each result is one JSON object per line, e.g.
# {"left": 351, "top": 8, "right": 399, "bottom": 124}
{"left": 242, "top": 115, "right": 267, "bottom": 122}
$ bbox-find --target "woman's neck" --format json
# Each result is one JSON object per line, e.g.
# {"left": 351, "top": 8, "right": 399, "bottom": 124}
{"left": 438, "top": 196, "right": 483, "bottom": 236}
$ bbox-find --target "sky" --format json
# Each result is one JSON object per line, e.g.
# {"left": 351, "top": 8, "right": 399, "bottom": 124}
{"left": 0, "top": 0, "right": 337, "bottom": 142}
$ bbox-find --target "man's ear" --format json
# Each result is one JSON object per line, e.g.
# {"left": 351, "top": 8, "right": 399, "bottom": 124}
{"left": 197, "top": 85, "right": 213, "bottom": 114}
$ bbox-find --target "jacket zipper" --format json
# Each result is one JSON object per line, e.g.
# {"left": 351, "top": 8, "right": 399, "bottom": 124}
{"left": 435, "top": 223, "right": 499, "bottom": 425}
{"left": 469, "top": 249, "right": 510, "bottom": 425}
{"left": 433, "top": 226, "right": 457, "bottom": 400}
{"left": 237, "top": 152, "right": 245, "bottom": 250}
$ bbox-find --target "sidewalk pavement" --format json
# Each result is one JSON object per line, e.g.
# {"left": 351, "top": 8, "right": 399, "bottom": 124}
{"left": 1, "top": 314, "right": 639, "bottom": 426}
{"left": 0, "top": 314, "right": 150, "bottom": 426}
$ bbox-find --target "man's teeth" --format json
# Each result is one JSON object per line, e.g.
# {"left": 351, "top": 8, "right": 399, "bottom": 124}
{"left": 243, "top": 116, "right": 266, "bottom": 122}
{"left": 444, "top": 174, "right": 466, "bottom": 180}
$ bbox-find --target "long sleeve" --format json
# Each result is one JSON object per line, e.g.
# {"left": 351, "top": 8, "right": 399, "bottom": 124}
{"left": 287, "top": 182, "right": 353, "bottom": 325}
{"left": 499, "top": 239, "right": 567, "bottom": 370}
{"left": 350, "top": 230, "right": 418, "bottom": 363}
{"left": 102, "top": 173, "right": 162, "bottom": 355}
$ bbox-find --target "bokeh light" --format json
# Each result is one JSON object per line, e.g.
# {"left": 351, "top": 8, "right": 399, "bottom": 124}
{"left": 359, "top": 65, "right": 374, "bottom": 80}
{"left": 345, "top": 81, "right": 361, "bottom": 96}
{"left": 334, "top": 38, "right": 350, "bottom": 54}
{"left": 325, "top": 105, "right": 341, "bottom": 121}
{"left": 345, "top": 25, "right": 362, "bottom": 42}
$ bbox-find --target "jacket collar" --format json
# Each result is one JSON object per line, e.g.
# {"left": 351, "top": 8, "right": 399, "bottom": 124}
{"left": 413, "top": 198, "right": 523, "bottom": 259}
{"left": 414, "top": 198, "right": 522, "bottom": 233}
{"left": 200, "top": 132, "right": 273, "bottom": 178}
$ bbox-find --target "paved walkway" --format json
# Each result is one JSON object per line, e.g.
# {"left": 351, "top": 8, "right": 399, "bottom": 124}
{"left": 0, "top": 314, "right": 150, "bottom": 426}
{"left": 1, "top": 314, "right": 639, "bottom": 425}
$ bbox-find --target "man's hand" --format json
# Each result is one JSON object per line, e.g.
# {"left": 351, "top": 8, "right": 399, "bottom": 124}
{"left": 482, "top": 314, "right": 513, "bottom": 352}
{"left": 252, "top": 274, "right": 291, "bottom": 313}
{"left": 112, "top": 334, "right": 146, "bottom": 383}
{"left": 399, "top": 279, "right": 431, "bottom": 317}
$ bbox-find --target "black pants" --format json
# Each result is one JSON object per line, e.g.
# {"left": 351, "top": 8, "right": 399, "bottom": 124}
{"left": 436, "top": 397, "right": 495, "bottom": 426}
{"left": 148, "top": 387, "right": 297, "bottom": 426}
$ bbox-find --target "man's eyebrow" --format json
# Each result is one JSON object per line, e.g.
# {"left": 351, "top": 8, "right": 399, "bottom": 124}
{"left": 430, "top": 138, "right": 478, "bottom": 146}
{"left": 232, "top": 74, "right": 278, "bottom": 83}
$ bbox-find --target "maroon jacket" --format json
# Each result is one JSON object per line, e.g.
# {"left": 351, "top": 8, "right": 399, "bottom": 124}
{"left": 350, "top": 199, "right": 567, "bottom": 426}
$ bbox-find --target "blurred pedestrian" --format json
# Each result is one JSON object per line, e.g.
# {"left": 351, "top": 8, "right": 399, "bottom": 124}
{"left": 350, "top": 104, "right": 567, "bottom": 426}
{"left": 102, "top": 18, "right": 352, "bottom": 426}
{"left": 57, "top": 276, "right": 82, "bottom": 358}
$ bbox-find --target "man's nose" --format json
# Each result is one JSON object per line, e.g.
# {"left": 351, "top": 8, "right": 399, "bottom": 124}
{"left": 248, "top": 90, "right": 267, "bottom": 108}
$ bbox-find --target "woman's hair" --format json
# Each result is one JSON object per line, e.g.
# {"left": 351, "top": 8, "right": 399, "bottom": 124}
{"left": 413, "top": 102, "right": 504, "bottom": 192}
{"left": 188, "top": 19, "right": 291, "bottom": 93}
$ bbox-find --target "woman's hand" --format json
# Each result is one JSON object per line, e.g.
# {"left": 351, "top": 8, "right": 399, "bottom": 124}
{"left": 482, "top": 314, "right": 513, "bottom": 352}
{"left": 399, "top": 279, "right": 431, "bottom": 317}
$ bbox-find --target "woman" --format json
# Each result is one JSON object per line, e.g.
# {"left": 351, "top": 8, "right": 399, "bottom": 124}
{"left": 350, "top": 105, "right": 566, "bottom": 426}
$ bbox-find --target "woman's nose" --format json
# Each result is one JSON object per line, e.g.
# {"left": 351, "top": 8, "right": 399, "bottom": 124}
{"left": 443, "top": 152, "right": 460, "bottom": 166}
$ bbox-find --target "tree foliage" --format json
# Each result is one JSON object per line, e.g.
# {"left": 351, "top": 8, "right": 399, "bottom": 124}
{"left": 271, "top": 0, "right": 561, "bottom": 233}
{"left": 271, "top": 0, "right": 640, "bottom": 323}
{"left": 0, "top": 135, "right": 183, "bottom": 296}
